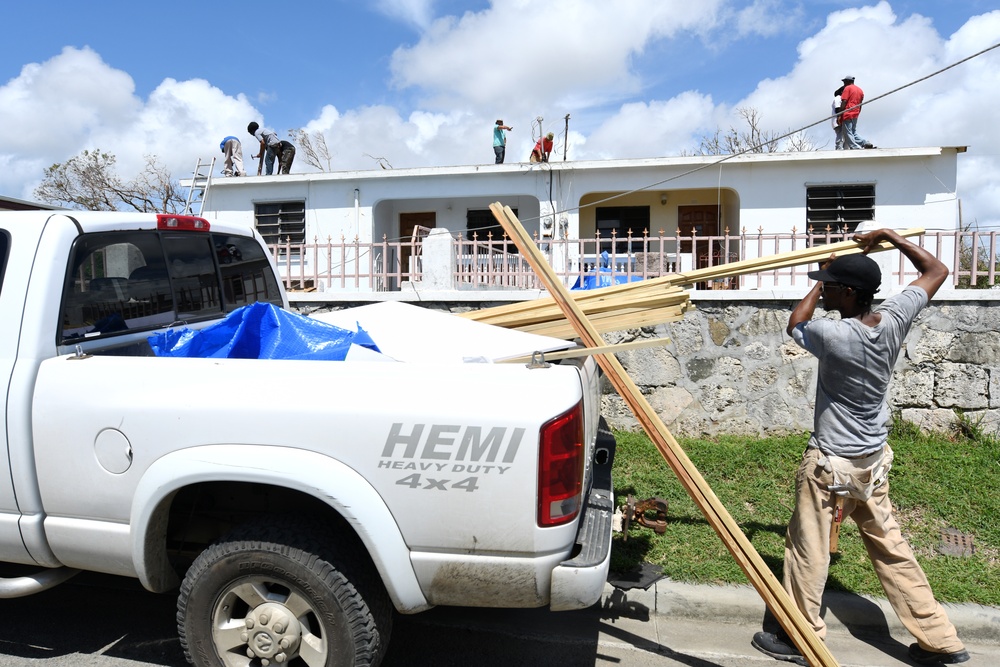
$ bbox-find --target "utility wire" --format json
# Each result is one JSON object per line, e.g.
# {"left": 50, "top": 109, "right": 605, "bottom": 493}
{"left": 476, "top": 39, "right": 1000, "bottom": 234}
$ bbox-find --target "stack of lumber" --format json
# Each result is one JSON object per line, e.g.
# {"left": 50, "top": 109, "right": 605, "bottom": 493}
{"left": 461, "top": 227, "right": 923, "bottom": 338}
{"left": 465, "top": 280, "right": 693, "bottom": 339}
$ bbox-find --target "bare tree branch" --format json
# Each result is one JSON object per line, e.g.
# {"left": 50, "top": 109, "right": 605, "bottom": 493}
{"left": 289, "top": 129, "right": 332, "bottom": 171}
{"left": 696, "top": 107, "right": 816, "bottom": 155}
{"left": 363, "top": 153, "right": 393, "bottom": 170}
{"left": 34, "top": 150, "right": 185, "bottom": 213}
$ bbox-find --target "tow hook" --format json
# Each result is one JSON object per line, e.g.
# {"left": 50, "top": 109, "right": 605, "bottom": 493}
{"left": 621, "top": 495, "right": 668, "bottom": 540}
{"left": 241, "top": 602, "right": 302, "bottom": 665}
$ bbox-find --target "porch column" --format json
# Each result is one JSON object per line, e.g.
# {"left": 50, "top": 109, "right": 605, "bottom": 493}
{"left": 418, "top": 228, "right": 457, "bottom": 290}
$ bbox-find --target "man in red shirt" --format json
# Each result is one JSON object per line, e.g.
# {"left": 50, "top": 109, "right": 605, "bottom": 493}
{"left": 839, "top": 76, "right": 874, "bottom": 149}
{"left": 530, "top": 132, "right": 555, "bottom": 162}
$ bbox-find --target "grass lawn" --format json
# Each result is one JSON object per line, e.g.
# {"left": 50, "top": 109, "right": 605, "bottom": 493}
{"left": 610, "top": 418, "right": 1000, "bottom": 606}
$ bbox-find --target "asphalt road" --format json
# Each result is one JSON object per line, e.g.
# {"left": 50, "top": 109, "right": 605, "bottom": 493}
{"left": 0, "top": 572, "right": 997, "bottom": 666}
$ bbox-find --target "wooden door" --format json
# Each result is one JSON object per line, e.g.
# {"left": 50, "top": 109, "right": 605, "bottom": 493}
{"left": 677, "top": 205, "right": 719, "bottom": 257}
{"left": 399, "top": 212, "right": 436, "bottom": 277}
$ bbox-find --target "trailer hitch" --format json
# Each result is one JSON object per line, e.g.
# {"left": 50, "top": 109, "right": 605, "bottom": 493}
{"left": 621, "top": 495, "right": 668, "bottom": 540}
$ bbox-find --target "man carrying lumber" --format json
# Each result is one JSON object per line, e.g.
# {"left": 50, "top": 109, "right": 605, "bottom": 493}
{"left": 752, "top": 228, "right": 968, "bottom": 666}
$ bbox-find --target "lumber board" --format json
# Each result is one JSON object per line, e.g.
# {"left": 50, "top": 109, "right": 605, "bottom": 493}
{"left": 465, "top": 283, "right": 689, "bottom": 326}
{"left": 460, "top": 228, "right": 924, "bottom": 333}
{"left": 488, "top": 202, "right": 839, "bottom": 667}
{"left": 499, "top": 336, "right": 672, "bottom": 364}
{"left": 472, "top": 289, "right": 690, "bottom": 329}
{"left": 666, "top": 228, "right": 923, "bottom": 285}
{"left": 515, "top": 304, "right": 689, "bottom": 340}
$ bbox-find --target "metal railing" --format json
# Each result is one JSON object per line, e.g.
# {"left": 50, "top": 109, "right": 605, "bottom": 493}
{"left": 268, "top": 228, "right": 1000, "bottom": 293}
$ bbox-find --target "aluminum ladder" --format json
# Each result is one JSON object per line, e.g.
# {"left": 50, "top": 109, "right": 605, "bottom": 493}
{"left": 183, "top": 157, "right": 216, "bottom": 215}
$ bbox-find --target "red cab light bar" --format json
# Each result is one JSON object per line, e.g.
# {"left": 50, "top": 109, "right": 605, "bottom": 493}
{"left": 157, "top": 214, "right": 211, "bottom": 231}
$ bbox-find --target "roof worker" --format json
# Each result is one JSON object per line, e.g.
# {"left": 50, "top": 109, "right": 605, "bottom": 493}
{"left": 831, "top": 85, "right": 845, "bottom": 150}
{"left": 839, "top": 75, "right": 875, "bottom": 150}
{"left": 752, "top": 229, "right": 967, "bottom": 666}
{"left": 530, "top": 132, "right": 554, "bottom": 163}
{"left": 247, "top": 122, "right": 296, "bottom": 175}
{"left": 493, "top": 119, "right": 513, "bottom": 164}
{"left": 219, "top": 136, "right": 244, "bottom": 177}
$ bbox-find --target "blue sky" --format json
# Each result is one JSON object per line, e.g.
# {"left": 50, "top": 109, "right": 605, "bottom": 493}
{"left": 2, "top": 1, "right": 999, "bottom": 228}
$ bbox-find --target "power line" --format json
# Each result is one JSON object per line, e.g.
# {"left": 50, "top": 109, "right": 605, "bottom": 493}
{"left": 486, "top": 39, "right": 1000, "bottom": 233}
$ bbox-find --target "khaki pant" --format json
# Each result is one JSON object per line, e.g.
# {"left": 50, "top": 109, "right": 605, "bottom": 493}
{"left": 222, "top": 138, "right": 244, "bottom": 177}
{"left": 783, "top": 447, "right": 965, "bottom": 653}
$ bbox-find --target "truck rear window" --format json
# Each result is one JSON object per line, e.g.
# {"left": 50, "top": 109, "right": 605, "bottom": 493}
{"left": 60, "top": 231, "right": 281, "bottom": 344}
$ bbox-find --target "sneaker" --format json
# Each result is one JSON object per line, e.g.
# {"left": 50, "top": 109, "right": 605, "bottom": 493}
{"left": 751, "top": 631, "right": 806, "bottom": 665}
{"left": 863, "top": 142, "right": 877, "bottom": 149}
{"left": 908, "top": 643, "right": 970, "bottom": 664}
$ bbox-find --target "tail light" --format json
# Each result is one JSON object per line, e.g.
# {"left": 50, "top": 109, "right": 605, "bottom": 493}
{"left": 538, "top": 402, "right": 585, "bottom": 527}
{"left": 157, "top": 214, "right": 210, "bottom": 231}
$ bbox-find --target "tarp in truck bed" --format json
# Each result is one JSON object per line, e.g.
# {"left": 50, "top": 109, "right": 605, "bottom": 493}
{"left": 148, "top": 302, "right": 380, "bottom": 360}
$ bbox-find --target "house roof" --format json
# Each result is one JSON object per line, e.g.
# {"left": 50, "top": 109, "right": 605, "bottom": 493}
{"left": 0, "top": 195, "right": 64, "bottom": 211}
{"left": 187, "top": 146, "right": 968, "bottom": 188}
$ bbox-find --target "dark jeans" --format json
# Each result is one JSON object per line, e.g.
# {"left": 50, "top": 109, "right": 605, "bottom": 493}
{"left": 494, "top": 145, "right": 505, "bottom": 164}
{"left": 277, "top": 141, "right": 295, "bottom": 174}
{"left": 265, "top": 141, "right": 296, "bottom": 175}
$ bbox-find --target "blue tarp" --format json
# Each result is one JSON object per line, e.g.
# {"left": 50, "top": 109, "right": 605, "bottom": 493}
{"left": 571, "top": 268, "right": 644, "bottom": 290}
{"left": 148, "top": 302, "right": 380, "bottom": 360}
{"left": 571, "top": 250, "right": 644, "bottom": 290}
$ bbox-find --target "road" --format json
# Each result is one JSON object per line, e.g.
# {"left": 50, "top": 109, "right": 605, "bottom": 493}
{"left": 0, "top": 572, "right": 997, "bottom": 666}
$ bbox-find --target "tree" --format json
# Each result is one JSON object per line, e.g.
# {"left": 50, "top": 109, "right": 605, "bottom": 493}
{"left": 289, "top": 129, "right": 333, "bottom": 171}
{"left": 34, "top": 150, "right": 185, "bottom": 213}
{"left": 695, "top": 107, "right": 817, "bottom": 156}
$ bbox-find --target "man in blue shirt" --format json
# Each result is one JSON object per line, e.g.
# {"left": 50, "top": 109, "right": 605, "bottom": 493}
{"left": 493, "top": 119, "right": 512, "bottom": 164}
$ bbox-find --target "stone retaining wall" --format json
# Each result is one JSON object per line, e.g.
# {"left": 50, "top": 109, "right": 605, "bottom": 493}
{"left": 293, "top": 294, "right": 1000, "bottom": 438}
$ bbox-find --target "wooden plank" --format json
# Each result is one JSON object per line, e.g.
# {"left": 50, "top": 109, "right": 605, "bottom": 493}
{"left": 489, "top": 202, "right": 839, "bottom": 667}
{"left": 516, "top": 304, "right": 689, "bottom": 340}
{"left": 667, "top": 228, "right": 924, "bottom": 286}
{"left": 461, "top": 228, "right": 924, "bottom": 332}
{"left": 499, "top": 336, "right": 672, "bottom": 364}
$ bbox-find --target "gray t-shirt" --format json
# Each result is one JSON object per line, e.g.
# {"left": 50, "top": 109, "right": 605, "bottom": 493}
{"left": 254, "top": 127, "right": 280, "bottom": 149}
{"left": 791, "top": 285, "right": 927, "bottom": 457}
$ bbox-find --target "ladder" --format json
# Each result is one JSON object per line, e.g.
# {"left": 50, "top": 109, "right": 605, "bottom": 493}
{"left": 183, "top": 157, "right": 216, "bottom": 216}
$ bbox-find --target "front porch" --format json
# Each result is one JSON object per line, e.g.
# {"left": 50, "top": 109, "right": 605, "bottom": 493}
{"left": 269, "top": 226, "right": 990, "bottom": 296}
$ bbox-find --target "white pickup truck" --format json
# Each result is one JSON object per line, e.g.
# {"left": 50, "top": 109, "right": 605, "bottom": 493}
{"left": 0, "top": 210, "right": 615, "bottom": 667}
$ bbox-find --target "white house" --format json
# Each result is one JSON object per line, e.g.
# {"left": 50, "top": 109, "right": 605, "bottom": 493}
{"left": 193, "top": 146, "right": 965, "bottom": 295}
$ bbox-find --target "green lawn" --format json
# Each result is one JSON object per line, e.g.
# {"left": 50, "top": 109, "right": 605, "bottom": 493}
{"left": 610, "top": 418, "right": 1000, "bottom": 606}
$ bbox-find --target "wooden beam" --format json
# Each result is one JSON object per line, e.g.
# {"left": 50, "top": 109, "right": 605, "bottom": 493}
{"left": 499, "top": 336, "right": 672, "bottom": 364}
{"left": 666, "top": 229, "right": 923, "bottom": 286}
{"left": 489, "top": 202, "right": 839, "bottom": 667}
{"left": 460, "top": 228, "right": 924, "bottom": 334}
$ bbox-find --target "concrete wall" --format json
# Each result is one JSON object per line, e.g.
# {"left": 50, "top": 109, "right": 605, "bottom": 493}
{"left": 292, "top": 292, "right": 1000, "bottom": 438}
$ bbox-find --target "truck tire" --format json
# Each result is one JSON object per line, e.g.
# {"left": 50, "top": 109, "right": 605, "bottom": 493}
{"left": 177, "top": 517, "right": 392, "bottom": 667}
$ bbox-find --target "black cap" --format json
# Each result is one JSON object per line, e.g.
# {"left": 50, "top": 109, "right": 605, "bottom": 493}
{"left": 808, "top": 254, "right": 881, "bottom": 292}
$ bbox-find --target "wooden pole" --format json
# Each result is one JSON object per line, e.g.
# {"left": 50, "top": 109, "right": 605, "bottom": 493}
{"left": 489, "top": 202, "right": 839, "bottom": 667}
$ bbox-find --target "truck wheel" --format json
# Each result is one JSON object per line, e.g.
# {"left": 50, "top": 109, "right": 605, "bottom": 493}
{"left": 177, "top": 518, "right": 391, "bottom": 667}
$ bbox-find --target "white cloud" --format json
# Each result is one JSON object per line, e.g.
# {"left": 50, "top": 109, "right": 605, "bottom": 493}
{"left": 578, "top": 93, "right": 725, "bottom": 160}
{"left": 0, "top": 47, "right": 259, "bottom": 200}
{"left": 375, "top": 0, "right": 437, "bottom": 30}
{"left": 0, "top": 47, "right": 138, "bottom": 158}
{"left": 2, "top": 3, "right": 998, "bottom": 230}
{"left": 732, "top": 0, "right": 805, "bottom": 38}
{"left": 389, "top": 0, "right": 727, "bottom": 116}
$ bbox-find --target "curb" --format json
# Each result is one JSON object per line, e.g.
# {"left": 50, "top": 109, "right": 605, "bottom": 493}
{"left": 604, "top": 580, "right": 1000, "bottom": 645}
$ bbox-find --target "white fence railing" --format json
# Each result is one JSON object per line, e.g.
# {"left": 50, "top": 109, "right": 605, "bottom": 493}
{"left": 269, "top": 229, "right": 1000, "bottom": 294}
